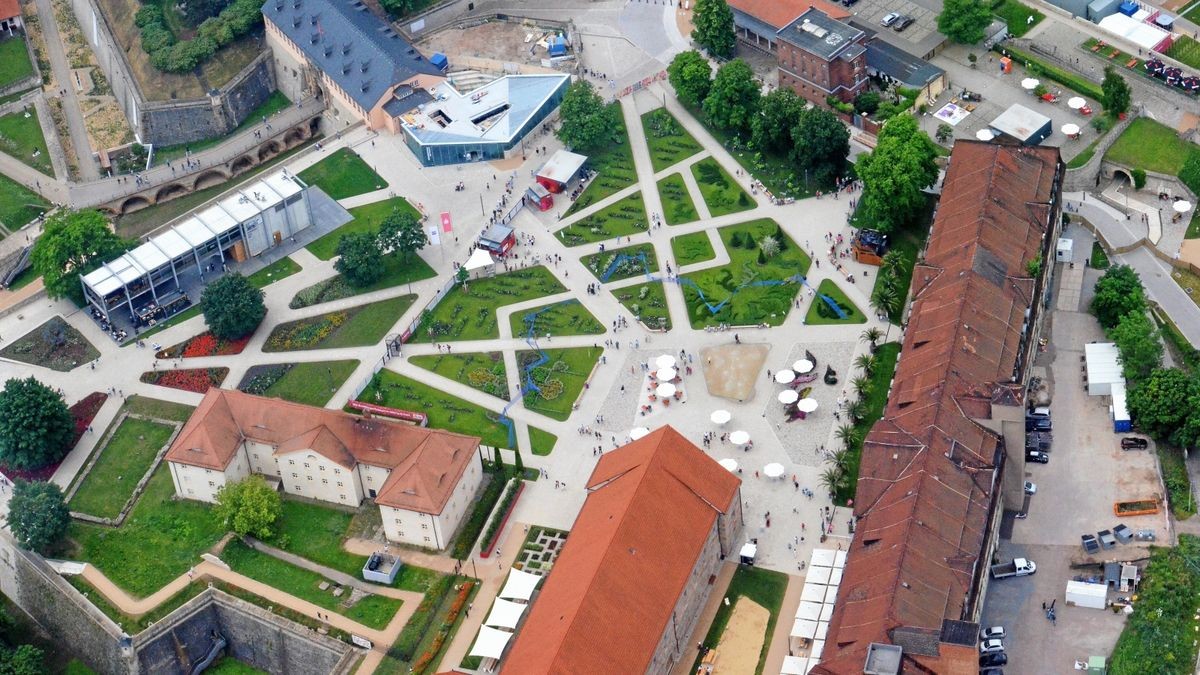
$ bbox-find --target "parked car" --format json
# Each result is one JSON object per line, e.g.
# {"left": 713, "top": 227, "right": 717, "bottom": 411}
{"left": 880, "top": 11, "right": 901, "bottom": 26}
{"left": 980, "top": 652, "right": 1008, "bottom": 668}
{"left": 1098, "top": 530, "right": 1118, "bottom": 549}
{"left": 1082, "top": 534, "right": 1100, "bottom": 554}
{"left": 1026, "top": 417, "right": 1052, "bottom": 432}
{"left": 1026, "top": 450, "right": 1049, "bottom": 464}
{"left": 960, "top": 90, "right": 983, "bottom": 102}
{"left": 980, "top": 626, "right": 1006, "bottom": 640}
{"left": 1024, "top": 481, "right": 1037, "bottom": 495}
{"left": 893, "top": 15, "right": 915, "bottom": 31}
{"left": 1027, "top": 406, "right": 1051, "bottom": 419}
{"left": 841, "top": 0, "right": 859, "bottom": 6}
{"left": 979, "top": 638, "right": 1005, "bottom": 654}
{"left": 1025, "top": 431, "right": 1052, "bottom": 450}
{"left": 991, "top": 558, "right": 1036, "bottom": 579}
{"left": 1121, "top": 437, "right": 1149, "bottom": 450}
{"left": 1113, "top": 524, "right": 1132, "bottom": 543}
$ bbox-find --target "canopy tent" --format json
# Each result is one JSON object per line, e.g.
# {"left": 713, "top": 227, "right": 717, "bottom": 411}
{"left": 829, "top": 567, "right": 843, "bottom": 586}
{"left": 656, "top": 382, "right": 677, "bottom": 398}
{"left": 656, "top": 354, "right": 676, "bottom": 369}
{"left": 730, "top": 430, "right": 750, "bottom": 446}
{"left": 1084, "top": 342, "right": 1125, "bottom": 396}
{"left": 763, "top": 463, "right": 785, "bottom": 478}
{"left": 795, "top": 601, "right": 822, "bottom": 621}
{"left": 1068, "top": 96, "right": 1087, "bottom": 110}
{"left": 463, "top": 247, "right": 496, "bottom": 271}
{"left": 810, "top": 549, "right": 836, "bottom": 568}
{"left": 781, "top": 655, "right": 811, "bottom": 675}
{"left": 800, "top": 583, "right": 827, "bottom": 603}
{"left": 718, "top": 458, "right": 739, "bottom": 472}
{"left": 1098, "top": 13, "right": 1172, "bottom": 51}
{"left": 834, "top": 550, "right": 847, "bottom": 568}
{"left": 806, "top": 565, "right": 832, "bottom": 585}
{"left": 630, "top": 427, "right": 650, "bottom": 440}
{"left": 778, "top": 390, "right": 800, "bottom": 404}
{"left": 791, "top": 618, "right": 819, "bottom": 639}
{"left": 711, "top": 409, "right": 731, "bottom": 424}
{"left": 1020, "top": 77, "right": 1039, "bottom": 90}
{"left": 793, "top": 359, "right": 814, "bottom": 374}
{"left": 797, "top": 398, "right": 819, "bottom": 413}
{"left": 498, "top": 568, "right": 541, "bottom": 601}
{"left": 975, "top": 129, "right": 995, "bottom": 141}
{"left": 774, "top": 370, "right": 796, "bottom": 384}
{"left": 811, "top": 640, "right": 824, "bottom": 659}
{"left": 469, "top": 625, "right": 514, "bottom": 659}
{"left": 484, "top": 598, "right": 528, "bottom": 630}
{"left": 815, "top": 621, "right": 829, "bottom": 641}
{"left": 656, "top": 367, "right": 677, "bottom": 380}
{"left": 819, "top": 602, "right": 834, "bottom": 621}
{"left": 1175, "top": 200, "right": 1193, "bottom": 213}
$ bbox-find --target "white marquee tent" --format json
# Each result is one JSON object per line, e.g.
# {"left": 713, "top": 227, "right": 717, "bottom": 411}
{"left": 498, "top": 568, "right": 541, "bottom": 601}
{"left": 1085, "top": 342, "right": 1124, "bottom": 396}
{"left": 484, "top": 598, "right": 528, "bottom": 630}
{"left": 791, "top": 618, "right": 819, "bottom": 639}
{"left": 469, "top": 625, "right": 515, "bottom": 659}
{"left": 781, "top": 655, "right": 813, "bottom": 675}
{"left": 795, "top": 601, "right": 822, "bottom": 621}
{"left": 464, "top": 247, "right": 496, "bottom": 271}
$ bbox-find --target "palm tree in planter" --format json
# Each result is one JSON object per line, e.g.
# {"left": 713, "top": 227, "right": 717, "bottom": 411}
{"left": 859, "top": 327, "right": 883, "bottom": 353}
{"left": 820, "top": 466, "right": 847, "bottom": 496}
{"left": 854, "top": 354, "right": 878, "bottom": 378}
{"left": 850, "top": 376, "right": 870, "bottom": 400}
{"left": 829, "top": 447, "right": 852, "bottom": 472}
{"left": 870, "top": 286, "right": 900, "bottom": 320}
{"left": 834, "top": 424, "right": 861, "bottom": 449}
{"left": 880, "top": 250, "right": 904, "bottom": 278}
{"left": 846, "top": 399, "right": 868, "bottom": 423}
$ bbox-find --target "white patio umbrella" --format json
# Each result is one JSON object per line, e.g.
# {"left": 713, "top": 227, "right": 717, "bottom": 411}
{"left": 797, "top": 398, "right": 819, "bottom": 413}
{"left": 711, "top": 409, "right": 731, "bottom": 425}
{"left": 655, "top": 354, "right": 676, "bottom": 369}
{"left": 630, "top": 427, "right": 650, "bottom": 440}
{"left": 793, "top": 359, "right": 815, "bottom": 374}
{"left": 656, "top": 382, "right": 677, "bottom": 398}
{"left": 1067, "top": 96, "right": 1086, "bottom": 110}
{"left": 655, "top": 367, "right": 677, "bottom": 381}
{"left": 778, "top": 389, "right": 800, "bottom": 404}
{"left": 730, "top": 430, "right": 750, "bottom": 446}
{"left": 763, "top": 462, "right": 785, "bottom": 478}
{"left": 1021, "top": 77, "right": 1039, "bottom": 90}
{"left": 1174, "top": 200, "right": 1193, "bottom": 214}
{"left": 1061, "top": 123, "right": 1080, "bottom": 137}
{"left": 975, "top": 129, "right": 995, "bottom": 141}
{"left": 774, "top": 369, "right": 796, "bottom": 384}
{"left": 718, "top": 458, "right": 738, "bottom": 472}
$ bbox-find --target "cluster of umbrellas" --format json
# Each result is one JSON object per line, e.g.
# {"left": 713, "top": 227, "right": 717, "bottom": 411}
{"left": 717, "top": 457, "right": 785, "bottom": 477}
{"left": 1145, "top": 59, "right": 1200, "bottom": 91}
{"left": 648, "top": 354, "right": 682, "bottom": 400}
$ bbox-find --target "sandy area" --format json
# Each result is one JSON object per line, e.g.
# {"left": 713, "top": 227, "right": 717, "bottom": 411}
{"left": 713, "top": 596, "right": 768, "bottom": 675}
{"left": 1179, "top": 240, "right": 1200, "bottom": 268}
{"left": 701, "top": 343, "right": 769, "bottom": 401}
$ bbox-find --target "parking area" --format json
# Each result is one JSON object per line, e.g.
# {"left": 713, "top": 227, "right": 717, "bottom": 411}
{"left": 843, "top": 0, "right": 944, "bottom": 58}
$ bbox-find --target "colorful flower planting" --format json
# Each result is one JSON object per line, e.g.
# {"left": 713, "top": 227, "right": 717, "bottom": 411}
{"left": 140, "top": 368, "right": 229, "bottom": 393}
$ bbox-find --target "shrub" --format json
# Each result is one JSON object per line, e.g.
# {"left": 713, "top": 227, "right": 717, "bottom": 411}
{"left": 481, "top": 479, "right": 521, "bottom": 554}
{"left": 1131, "top": 168, "right": 1147, "bottom": 190}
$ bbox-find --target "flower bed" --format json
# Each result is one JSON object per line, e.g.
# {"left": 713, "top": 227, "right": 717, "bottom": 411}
{"left": 140, "top": 368, "right": 229, "bottom": 394}
{"left": 411, "top": 581, "right": 475, "bottom": 675}
{"left": 480, "top": 479, "right": 524, "bottom": 558}
{"left": 265, "top": 311, "right": 347, "bottom": 351}
{"left": 238, "top": 364, "right": 293, "bottom": 395}
{"left": 156, "top": 331, "right": 251, "bottom": 359}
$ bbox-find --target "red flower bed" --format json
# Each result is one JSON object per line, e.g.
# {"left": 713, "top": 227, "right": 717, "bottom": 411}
{"left": 411, "top": 581, "right": 475, "bottom": 675}
{"left": 0, "top": 392, "right": 108, "bottom": 483}
{"left": 157, "top": 332, "right": 251, "bottom": 359}
{"left": 140, "top": 368, "right": 229, "bottom": 393}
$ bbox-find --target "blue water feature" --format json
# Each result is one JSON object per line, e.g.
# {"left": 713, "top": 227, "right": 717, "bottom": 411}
{"left": 497, "top": 299, "right": 581, "bottom": 448}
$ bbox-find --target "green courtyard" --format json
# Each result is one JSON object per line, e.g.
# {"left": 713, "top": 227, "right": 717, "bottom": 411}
{"left": 671, "top": 231, "right": 716, "bottom": 266}
{"left": 517, "top": 347, "right": 603, "bottom": 421}
{"left": 510, "top": 300, "right": 605, "bottom": 338}
{"left": 290, "top": 255, "right": 435, "bottom": 309}
{"left": 408, "top": 351, "right": 510, "bottom": 401}
{"left": 614, "top": 281, "right": 672, "bottom": 331}
{"left": 0, "top": 171, "right": 49, "bottom": 230}
{"left": 0, "top": 37, "right": 34, "bottom": 90}
{"left": 306, "top": 197, "right": 423, "bottom": 261}
{"left": 564, "top": 104, "right": 636, "bottom": 214}
{"left": 690, "top": 158, "right": 754, "bottom": 217}
{"left": 237, "top": 360, "right": 360, "bottom": 406}
{"left": 805, "top": 279, "right": 866, "bottom": 325}
{"left": 581, "top": 243, "right": 658, "bottom": 282}
{"left": 557, "top": 192, "right": 650, "bottom": 247}
{"left": 264, "top": 295, "right": 414, "bottom": 352}
{"left": 297, "top": 148, "right": 388, "bottom": 200}
{"left": 1105, "top": 118, "right": 1195, "bottom": 175}
{"left": 357, "top": 370, "right": 514, "bottom": 450}
{"left": 641, "top": 108, "right": 703, "bottom": 173}
{"left": 658, "top": 173, "right": 700, "bottom": 225}
{"left": 68, "top": 416, "right": 176, "bottom": 520}
{"left": 0, "top": 108, "right": 52, "bottom": 176}
{"left": 410, "top": 266, "right": 564, "bottom": 343}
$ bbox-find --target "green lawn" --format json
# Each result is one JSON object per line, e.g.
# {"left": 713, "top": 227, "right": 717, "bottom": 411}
{"left": 510, "top": 300, "right": 605, "bottom": 338}
{"left": 0, "top": 108, "right": 52, "bottom": 176}
{"left": 264, "top": 295, "right": 414, "bottom": 352}
{"left": 260, "top": 360, "right": 359, "bottom": 406}
{"left": 220, "top": 540, "right": 402, "bottom": 630}
{"left": 518, "top": 346, "right": 603, "bottom": 421}
{"left": 658, "top": 173, "right": 700, "bottom": 225}
{"left": 805, "top": 279, "right": 866, "bottom": 325}
{"left": 682, "top": 219, "right": 808, "bottom": 328}
{"left": 558, "top": 192, "right": 649, "bottom": 247}
{"left": 691, "top": 158, "right": 754, "bottom": 217}
{"left": 0, "top": 37, "right": 34, "bottom": 89}
{"left": 357, "top": 370, "right": 512, "bottom": 448}
{"left": 0, "top": 171, "right": 48, "bottom": 230}
{"left": 1106, "top": 118, "right": 1196, "bottom": 175}
{"left": 681, "top": 104, "right": 818, "bottom": 199}
{"left": 410, "top": 266, "right": 564, "bottom": 343}
{"left": 269, "top": 498, "right": 368, "bottom": 577}
{"left": 529, "top": 427, "right": 557, "bottom": 456}
{"left": 246, "top": 256, "right": 301, "bottom": 287}
{"left": 992, "top": 0, "right": 1044, "bottom": 38}
{"left": 1066, "top": 137, "right": 1101, "bottom": 169}
{"left": 641, "top": 108, "right": 703, "bottom": 173}
{"left": 1109, "top": 535, "right": 1200, "bottom": 673}
{"left": 290, "top": 255, "right": 436, "bottom": 309}
{"left": 1090, "top": 241, "right": 1110, "bottom": 269}
{"left": 564, "top": 104, "right": 636, "bottom": 215}
{"left": 409, "top": 351, "right": 510, "bottom": 400}
{"left": 206, "top": 657, "right": 268, "bottom": 674}
{"left": 836, "top": 342, "right": 900, "bottom": 503}
{"left": 614, "top": 281, "right": 672, "bottom": 331}
{"left": 153, "top": 91, "right": 292, "bottom": 164}
{"left": 1166, "top": 35, "right": 1200, "bottom": 72}
{"left": 692, "top": 566, "right": 789, "bottom": 675}
{"left": 671, "top": 231, "right": 716, "bottom": 266}
{"left": 306, "top": 197, "right": 422, "bottom": 260}
{"left": 298, "top": 148, "right": 387, "bottom": 200}
{"left": 68, "top": 417, "right": 176, "bottom": 519}
{"left": 581, "top": 243, "right": 658, "bottom": 281}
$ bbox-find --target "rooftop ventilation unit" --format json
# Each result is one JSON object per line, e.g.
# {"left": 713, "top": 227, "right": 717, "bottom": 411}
{"left": 309, "top": 33, "right": 319, "bottom": 44}
{"left": 360, "top": 60, "right": 370, "bottom": 73}
{"left": 361, "top": 79, "right": 372, "bottom": 92}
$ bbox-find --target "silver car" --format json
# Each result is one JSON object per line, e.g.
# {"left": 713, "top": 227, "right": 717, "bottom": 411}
{"left": 979, "top": 638, "right": 1005, "bottom": 654}
{"left": 880, "top": 11, "right": 901, "bottom": 26}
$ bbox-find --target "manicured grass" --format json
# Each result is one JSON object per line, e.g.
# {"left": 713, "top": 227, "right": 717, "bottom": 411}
{"left": 0, "top": 315, "right": 99, "bottom": 371}
{"left": 409, "top": 351, "right": 510, "bottom": 400}
{"left": 692, "top": 566, "right": 789, "bottom": 675}
{"left": 1106, "top": 118, "right": 1195, "bottom": 176}
{"left": 207, "top": 657, "right": 268, "bottom": 674}
{"left": 558, "top": 191, "right": 649, "bottom": 247}
{"left": 449, "top": 472, "right": 503, "bottom": 560}
{"left": 995, "top": 43, "right": 1104, "bottom": 102}
{"left": 805, "top": 279, "right": 866, "bottom": 325}
{"left": 68, "top": 575, "right": 205, "bottom": 633}
{"left": 682, "top": 104, "right": 817, "bottom": 199}
{"left": 614, "top": 281, "right": 672, "bottom": 331}
{"left": 220, "top": 540, "right": 402, "bottom": 630}
{"left": 1109, "top": 535, "right": 1200, "bottom": 673}
{"left": 245, "top": 256, "right": 301, "bottom": 287}
{"left": 290, "top": 255, "right": 436, "bottom": 309}
{"left": 297, "top": 148, "right": 387, "bottom": 200}
{"left": 270, "top": 498, "right": 366, "bottom": 576}
{"left": 0, "top": 108, "right": 52, "bottom": 175}
{"left": 1066, "top": 137, "right": 1101, "bottom": 169}
{"left": 564, "top": 104, "right": 636, "bottom": 215}
{"left": 0, "top": 37, "right": 34, "bottom": 89}
{"left": 510, "top": 300, "right": 605, "bottom": 337}
{"left": 641, "top": 108, "right": 703, "bottom": 173}
{"left": 581, "top": 243, "right": 658, "bottom": 281}
{"left": 836, "top": 342, "right": 900, "bottom": 503}
{"left": 658, "top": 172, "right": 700, "bottom": 225}
{"left": 1090, "top": 241, "right": 1110, "bottom": 269}
{"left": 410, "top": 267, "right": 564, "bottom": 343}
{"left": 682, "top": 219, "right": 808, "bottom": 328}
{"left": 264, "top": 295, "right": 414, "bottom": 352}
{"left": 68, "top": 417, "right": 175, "bottom": 519}
{"left": 1166, "top": 35, "right": 1200, "bottom": 72}
{"left": 672, "top": 231, "right": 716, "bottom": 266}
{"left": 306, "top": 197, "right": 422, "bottom": 260}
{"left": 691, "top": 158, "right": 754, "bottom": 217}
{"left": 357, "top": 370, "right": 511, "bottom": 448}
{"left": 0, "top": 171, "right": 48, "bottom": 230}
{"left": 1188, "top": 211, "right": 1200, "bottom": 240}
{"left": 261, "top": 360, "right": 359, "bottom": 406}
{"left": 518, "top": 346, "right": 602, "bottom": 421}
{"left": 529, "top": 427, "right": 558, "bottom": 456}
{"left": 992, "top": 0, "right": 1043, "bottom": 38}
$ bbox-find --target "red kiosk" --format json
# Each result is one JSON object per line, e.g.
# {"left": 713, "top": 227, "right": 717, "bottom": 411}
{"left": 479, "top": 223, "right": 516, "bottom": 255}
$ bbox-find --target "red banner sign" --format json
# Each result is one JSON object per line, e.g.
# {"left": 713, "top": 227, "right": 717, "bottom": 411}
{"left": 348, "top": 401, "right": 427, "bottom": 425}
{"left": 440, "top": 211, "right": 452, "bottom": 233}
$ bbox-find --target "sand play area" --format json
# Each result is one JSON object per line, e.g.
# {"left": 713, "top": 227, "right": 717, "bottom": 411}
{"left": 702, "top": 344, "right": 769, "bottom": 401}
{"left": 713, "top": 596, "right": 769, "bottom": 674}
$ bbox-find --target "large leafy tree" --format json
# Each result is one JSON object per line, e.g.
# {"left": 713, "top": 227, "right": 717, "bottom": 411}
{"left": 0, "top": 644, "right": 45, "bottom": 675}
{"left": 667, "top": 50, "right": 713, "bottom": 107}
{"left": 752, "top": 88, "right": 805, "bottom": 155}
{"left": 376, "top": 209, "right": 427, "bottom": 261}
{"left": 214, "top": 475, "right": 282, "bottom": 539}
{"left": 557, "top": 80, "right": 617, "bottom": 152}
{"left": 1127, "top": 368, "right": 1193, "bottom": 442}
{"left": 855, "top": 115, "right": 939, "bottom": 232}
{"left": 0, "top": 377, "right": 73, "bottom": 471}
{"left": 691, "top": 0, "right": 735, "bottom": 58}
{"left": 937, "top": 0, "right": 993, "bottom": 44}
{"left": 201, "top": 273, "right": 266, "bottom": 340}
{"left": 7, "top": 480, "right": 70, "bottom": 553}
{"left": 1101, "top": 66, "right": 1132, "bottom": 115}
{"left": 1090, "top": 264, "right": 1145, "bottom": 329}
{"left": 703, "top": 59, "right": 760, "bottom": 135}
{"left": 1108, "top": 311, "right": 1162, "bottom": 381}
{"left": 335, "top": 232, "right": 384, "bottom": 288}
{"left": 30, "top": 210, "right": 132, "bottom": 305}
{"left": 791, "top": 107, "right": 850, "bottom": 186}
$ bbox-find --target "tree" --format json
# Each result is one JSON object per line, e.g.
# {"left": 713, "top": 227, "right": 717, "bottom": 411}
{"left": 557, "top": 80, "right": 617, "bottom": 152}
{"left": 853, "top": 354, "right": 877, "bottom": 376}
{"left": 759, "top": 236, "right": 780, "bottom": 258}
{"left": 0, "top": 644, "right": 45, "bottom": 675}
{"left": 0, "top": 377, "right": 73, "bottom": 471}
{"left": 691, "top": 0, "right": 735, "bottom": 58}
{"left": 334, "top": 232, "right": 385, "bottom": 288}
{"left": 1090, "top": 264, "right": 1145, "bottom": 329}
{"left": 751, "top": 88, "right": 804, "bottom": 154}
{"left": 1127, "top": 368, "right": 1193, "bottom": 442}
{"left": 1131, "top": 168, "right": 1146, "bottom": 190}
{"left": 377, "top": 209, "right": 426, "bottom": 260}
{"left": 1180, "top": 152, "right": 1200, "bottom": 195}
{"left": 30, "top": 210, "right": 131, "bottom": 305}
{"left": 854, "top": 91, "right": 881, "bottom": 115}
{"left": 201, "top": 273, "right": 266, "bottom": 340}
{"left": 378, "top": 0, "right": 417, "bottom": 17}
{"left": 185, "top": 0, "right": 232, "bottom": 22}
{"left": 703, "top": 60, "right": 760, "bottom": 134}
{"left": 790, "top": 107, "right": 850, "bottom": 185}
{"left": 214, "top": 475, "right": 282, "bottom": 539}
{"left": 7, "top": 480, "right": 69, "bottom": 553}
{"left": 855, "top": 115, "right": 939, "bottom": 232}
{"left": 937, "top": 0, "right": 993, "bottom": 43}
{"left": 859, "top": 327, "right": 882, "bottom": 351}
{"left": 1101, "top": 66, "right": 1131, "bottom": 115}
{"left": 667, "top": 50, "right": 713, "bottom": 107}
{"left": 1109, "top": 311, "right": 1162, "bottom": 381}
{"left": 935, "top": 123, "right": 954, "bottom": 142}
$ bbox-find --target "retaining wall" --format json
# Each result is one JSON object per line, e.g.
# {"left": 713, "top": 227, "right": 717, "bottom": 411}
{"left": 1062, "top": 109, "right": 1138, "bottom": 192}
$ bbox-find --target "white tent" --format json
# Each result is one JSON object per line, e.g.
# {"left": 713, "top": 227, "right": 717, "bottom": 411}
{"left": 815, "top": 621, "right": 829, "bottom": 641}
{"left": 801, "top": 583, "right": 826, "bottom": 603}
{"left": 833, "top": 550, "right": 847, "bottom": 568}
{"left": 499, "top": 568, "right": 541, "bottom": 601}
{"left": 1098, "top": 13, "right": 1171, "bottom": 51}
{"left": 791, "top": 618, "right": 819, "bottom": 639}
{"left": 781, "top": 655, "right": 810, "bottom": 675}
{"left": 810, "top": 549, "right": 836, "bottom": 568}
{"left": 469, "top": 625, "right": 514, "bottom": 659}
{"left": 806, "top": 565, "right": 832, "bottom": 585}
{"left": 819, "top": 602, "right": 834, "bottom": 622}
{"left": 484, "top": 598, "right": 528, "bottom": 629}
{"left": 1085, "top": 342, "right": 1125, "bottom": 396}
{"left": 811, "top": 640, "right": 825, "bottom": 658}
{"left": 829, "top": 567, "right": 843, "bottom": 586}
{"left": 795, "top": 601, "right": 822, "bottom": 621}
{"left": 463, "top": 247, "right": 496, "bottom": 271}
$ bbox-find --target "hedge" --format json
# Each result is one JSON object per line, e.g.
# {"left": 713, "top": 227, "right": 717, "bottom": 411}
{"left": 995, "top": 43, "right": 1105, "bottom": 102}
{"left": 480, "top": 478, "right": 521, "bottom": 555}
{"left": 448, "top": 471, "right": 506, "bottom": 560}
{"left": 391, "top": 574, "right": 455, "bottom": 661}
{"left": 136, "top": 0, "right": 262, "bottom": 73}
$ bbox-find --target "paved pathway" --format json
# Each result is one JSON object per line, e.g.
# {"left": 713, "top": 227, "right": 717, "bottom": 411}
{"left": 30, "top": 0, "right": 98, "bottom": 180}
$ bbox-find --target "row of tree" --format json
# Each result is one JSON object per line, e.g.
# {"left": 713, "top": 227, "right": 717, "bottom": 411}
{"left": 135, "top": 0, "right": 261, "bottom": 73}
{"left": 335, "top": 208, "right": 428, "bottom": 288}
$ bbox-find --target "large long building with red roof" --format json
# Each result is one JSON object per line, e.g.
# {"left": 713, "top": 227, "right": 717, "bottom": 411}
{"left": 500, "top": 426, "right": 743, "bottom": 674}
{"left": 815, "top": 141, "right": 1064, "bottom": 674}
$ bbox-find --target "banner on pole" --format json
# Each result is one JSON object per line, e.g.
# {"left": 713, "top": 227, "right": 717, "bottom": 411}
{"left": 440, "top": 211, "right": 452, "bottom": 233}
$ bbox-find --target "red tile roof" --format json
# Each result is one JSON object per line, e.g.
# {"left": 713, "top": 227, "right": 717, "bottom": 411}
{"left": 165, "top": 388, "right": 480, "bottom": 514}
{"left": 501, "top": 426, "right": 741, "bottom": 675}
{"left": 0, "top": 0, "right": 18, "bottom": 21}
{"left": 727, "top": 0, "right": 850, "bottom": 27}
{"left": 815, "top": 142, "right": 1062, "bottom": 673}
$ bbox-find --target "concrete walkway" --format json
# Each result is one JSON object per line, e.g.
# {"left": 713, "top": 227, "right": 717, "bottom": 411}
{"left": 30, "top": 0, "right": 98, "bottom": 180}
